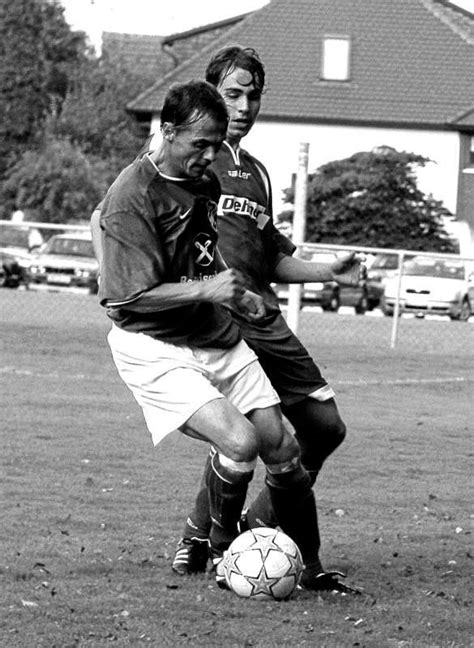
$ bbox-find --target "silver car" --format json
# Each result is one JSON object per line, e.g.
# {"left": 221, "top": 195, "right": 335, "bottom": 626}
{"left": 382, "top": 256, "right": 472, "bottom": 321}
{"left": 28, "top": 232, "right": 99, "bottom": 293}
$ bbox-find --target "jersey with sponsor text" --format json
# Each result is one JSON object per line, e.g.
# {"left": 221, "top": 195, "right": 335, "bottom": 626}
{"left": 212, "top": 143, "right": 331, "bottom": 402}
{"left": 213, "top": 141, "right": 294, "bottom": 321}
{"left": 99, "top": 153, "right": 241, "bottom": 349}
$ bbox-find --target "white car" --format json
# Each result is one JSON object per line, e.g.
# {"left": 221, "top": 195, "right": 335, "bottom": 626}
{"left": 382, "top": 256, "right": 473, "bottom": 321}
{"left": 28, "top": 232, "right": 99, "bottom": 293}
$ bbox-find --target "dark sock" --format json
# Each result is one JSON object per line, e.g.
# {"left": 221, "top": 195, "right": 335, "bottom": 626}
{"left": 207, "top": 453, "right": 253, "bottom": 555}
{"left": 245, "top": 466, "right": 319, "bottom": 529}
{"left": 265, "top": 461, "right": 321, "bottom": 566}
{"left": 182, "top": 451, "right": 213, "bottom": 540}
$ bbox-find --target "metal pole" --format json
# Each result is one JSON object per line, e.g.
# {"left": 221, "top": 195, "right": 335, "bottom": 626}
{"left": 287, "top": 143, "right": 309, "bottom": 333}
{"left": 390, "top": 251, "right": 406, "bottom": 348}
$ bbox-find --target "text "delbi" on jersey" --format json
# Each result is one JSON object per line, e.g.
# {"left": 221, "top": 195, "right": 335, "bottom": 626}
{"left": 218, "top": 194, "right": 267, "bottom": 221}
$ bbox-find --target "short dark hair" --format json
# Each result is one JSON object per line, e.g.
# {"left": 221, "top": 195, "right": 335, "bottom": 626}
{"left": 205, "top": 46, "right": 265, "bottom": 92}
{"left": 160, "top": 80, "right": 229, "bottom": 129}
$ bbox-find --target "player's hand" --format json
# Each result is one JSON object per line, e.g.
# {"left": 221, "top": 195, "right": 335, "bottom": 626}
{"left": 202, "top": 268, "right": 246, "bottom": 306}
{"left": 330, "top": 253, "right": 367, "bottom": 286}
{"left": 236, "top": 290, "right": 266, "bottom": 321}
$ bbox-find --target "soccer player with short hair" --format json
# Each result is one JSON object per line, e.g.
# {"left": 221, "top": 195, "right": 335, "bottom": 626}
{"left": 171, "top": 49, "right": 363, "bottom": 593}
{"left": 96, "top": 79, "right": 322, "bottom": 585}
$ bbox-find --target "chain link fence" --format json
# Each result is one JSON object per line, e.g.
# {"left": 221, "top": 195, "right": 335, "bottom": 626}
{"left": 282, "top": 242, "right": 474, "bottom": 350}
{"left": 1, "top": 220, "right": 473, "bottom": 350}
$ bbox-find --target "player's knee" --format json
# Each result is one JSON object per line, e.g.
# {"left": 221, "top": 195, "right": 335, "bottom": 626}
{"left": 262, "top": 429, "right": 301, "bottom": 467}
{"left": 294, "top": 397, "right": 347, "bottom": 452}
{"left": 220, "top": 423, "right": 259, "bottom": 463}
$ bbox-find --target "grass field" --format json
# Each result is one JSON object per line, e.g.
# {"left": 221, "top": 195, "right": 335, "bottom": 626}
{"left": 1, "top": 290, "right": 473, "bottom": 647}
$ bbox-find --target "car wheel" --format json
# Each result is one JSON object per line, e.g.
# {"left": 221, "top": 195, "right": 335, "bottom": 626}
{"left": 1, "top": 262, "right": 21, "bottom": 288}
{"left": 381, "top": 298, "right": 394, "bottom": 317}
{"left": 322, "top": 292, "right": 340, "bottom": 312}
{"left": 450, "top": 299, "right": 471, "bottom": 322}
{"left": 354, "top": 293, "right": 368, "bottom": 315}
{"left": 367, "top": 298, "right": 378, "bottom": 311}
{"left": 3, "top": 274, "right": 20, "bottom": 288}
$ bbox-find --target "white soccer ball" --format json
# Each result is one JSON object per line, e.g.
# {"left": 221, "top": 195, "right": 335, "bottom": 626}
{"left": 223, "top": 527, "right": 304, "bottom": 600}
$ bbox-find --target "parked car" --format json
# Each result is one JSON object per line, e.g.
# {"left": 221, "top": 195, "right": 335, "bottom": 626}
{"left": 273, "top": 250, "right": 370, "bottom": 314}
{"left": 28, "top": 232, "right": 99, "bottom": 293}
{"left": 0, "top": 224, "right": 43, "bottom": 288}
{"left": 382, "top": 256, "right": 472, "bottom": 321}
{"left": 0, "top": 249, "right": 24, "bottom": 287}
{"left": 366, "top": 252, "right": 416, "bottom": 309}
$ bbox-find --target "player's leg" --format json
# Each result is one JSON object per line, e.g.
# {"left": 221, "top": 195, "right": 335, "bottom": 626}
{"left": 172, "top": 450, "right": 212, "bottom": 575}
{"left": 244, "top": 395, "right": 346, "bottom": 529}
{"left": 244, "top": 399, "right": 359, "bottom": 593}
{"left": 107, "top": 327, "right": 257, "bottom": 579}
{"left": 172, "top": 340, "right": 281, "bottom": 575}
{"left": 286, "top": 396, "right": 346, "bottom": 478}
{"left": 179, "top": 397, "right": 259, "bottom": 567}
{"left": 247, "top": 406, "right": 322, "bottom": 570}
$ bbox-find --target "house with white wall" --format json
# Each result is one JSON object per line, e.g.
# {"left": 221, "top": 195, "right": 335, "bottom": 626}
{"left": 127, "top": 0, "right": 474, "bottom": 253}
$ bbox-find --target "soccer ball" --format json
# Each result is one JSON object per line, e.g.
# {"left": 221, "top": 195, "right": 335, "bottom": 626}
{"left": 223, "top": 527, "right": 304, "bottom": 600}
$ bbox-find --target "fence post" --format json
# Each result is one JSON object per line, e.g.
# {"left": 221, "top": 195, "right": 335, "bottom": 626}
{"left": 287, "top": 142, "right": 309, "bottom": 333}
{"left": 390, "top": 251, "right": 406, "bottom": 348}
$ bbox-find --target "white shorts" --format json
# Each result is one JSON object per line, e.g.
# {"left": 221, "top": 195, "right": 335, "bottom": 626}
{"left": 108, "top": 325, "right": 280, "bottom": 446}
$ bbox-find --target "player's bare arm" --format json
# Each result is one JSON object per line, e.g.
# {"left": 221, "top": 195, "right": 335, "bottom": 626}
{"left": 111, "top": 268, "right": 264, "bottom": 319}
{"left": 90, "top": 206, "right": 103, "bottom": 265}
{"left": 273, "top": 253, "right": 365, "bottom": 287}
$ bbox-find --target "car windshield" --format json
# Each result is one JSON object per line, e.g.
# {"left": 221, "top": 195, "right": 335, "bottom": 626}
{"left": 404, "top": 259, "right": 464, "bottom": 279}
{"left": 371, "top": 253, "right": 416, "bottom": 270}
{"left": 371, "top": 254, "right": 399, "bottom": 270}
{"left": 0, "top": 225, "right": 31, "bottom": 249}
{"left": 43, "top": 237, "right": 94, "bottom": 257}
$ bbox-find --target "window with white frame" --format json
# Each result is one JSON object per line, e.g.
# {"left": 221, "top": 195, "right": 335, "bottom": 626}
{"left": 321, "top": 36, "right": 351, "bottom": 81}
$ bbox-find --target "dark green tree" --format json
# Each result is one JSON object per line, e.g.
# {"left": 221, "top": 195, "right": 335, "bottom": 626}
{"left": 0, "top": 0, "right": 88, "bottom": 174}
{"left": 1, "top": 138, "right": 106, "bottom": 223}
{"left": 281, "top": 148, "right": 457, "bottom": 252}
{"left": 0, "top": 0, "right": 152, "bottom": 222}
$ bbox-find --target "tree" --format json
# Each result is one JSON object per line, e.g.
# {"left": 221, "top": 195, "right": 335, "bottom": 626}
{"left": 1, "top": 138, "right": 107, "bottom": 223}
{"left": 281, "top": 147, "right": 457, "bottom": 252}
{"left": 52, "top": 51, "right": 154, "bottom": 173}
{"left": 0, "top": 0, "right": 152, "bottom": 222}
{"left": 0, "top": 0, "right": 88, "bottom": 174}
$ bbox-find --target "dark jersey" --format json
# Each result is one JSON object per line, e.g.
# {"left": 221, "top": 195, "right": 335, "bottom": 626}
{"left": 99, "top": 153, "right": 241, "bottom": 349}
{"left": 213, "top": 141, "right": 294, "bottom": 323}
{"left": 212, "top": 142, "right": 331, "bottom": 405}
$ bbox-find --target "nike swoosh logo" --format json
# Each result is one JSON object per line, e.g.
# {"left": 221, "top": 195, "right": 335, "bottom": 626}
{"left": 180, "top": 208, "right": 192, "bottom": 220}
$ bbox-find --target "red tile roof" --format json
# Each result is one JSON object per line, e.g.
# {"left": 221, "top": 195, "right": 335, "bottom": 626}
{"left": 127, "top": 0, "right": 474, "bottom": 130}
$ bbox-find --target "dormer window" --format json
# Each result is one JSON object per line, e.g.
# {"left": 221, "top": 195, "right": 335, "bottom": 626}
{"left": 321, "top": 36, "right": 351, "bottom": 81}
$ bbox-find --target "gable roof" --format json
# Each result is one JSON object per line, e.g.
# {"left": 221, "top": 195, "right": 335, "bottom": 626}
{"left": 127, "top": 0, "right": 474, "bottom": 130}
{"left": 101, "top": 14, "right": 248, "bottom": 82}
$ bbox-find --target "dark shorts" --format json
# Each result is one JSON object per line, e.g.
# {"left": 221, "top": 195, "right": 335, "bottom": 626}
{"left": 239, "top": 313, "right": 334, "bottom": 407}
